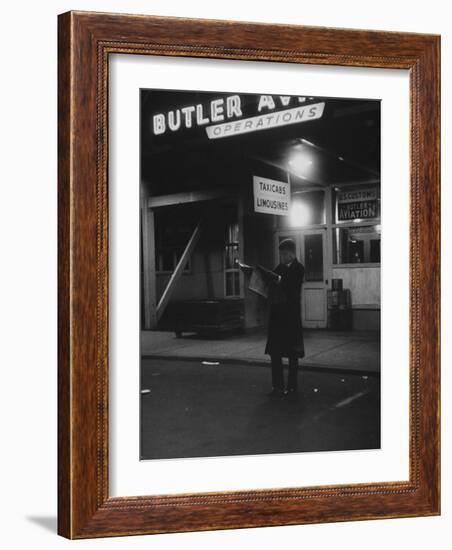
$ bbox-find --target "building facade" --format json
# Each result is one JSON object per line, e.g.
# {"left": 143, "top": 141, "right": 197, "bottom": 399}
{"left": 140, "top": 90, "right": 381, "bottom": 334}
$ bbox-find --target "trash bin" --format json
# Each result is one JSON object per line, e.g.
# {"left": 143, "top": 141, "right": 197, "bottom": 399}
{"left": 327, "top": 288, "right": 352, "bottom": 330}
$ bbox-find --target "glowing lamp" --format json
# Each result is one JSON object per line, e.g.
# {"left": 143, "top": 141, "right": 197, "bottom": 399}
{"left": 289, "top": 200, "right": 311, "bottom": 227}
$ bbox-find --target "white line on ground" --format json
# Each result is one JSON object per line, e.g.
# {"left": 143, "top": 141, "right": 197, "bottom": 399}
{"left": 334, "top": 391, "right": 367, "bottom": 409}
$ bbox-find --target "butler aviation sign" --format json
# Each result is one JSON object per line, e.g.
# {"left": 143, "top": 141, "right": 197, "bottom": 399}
{"left": 337, "top": 188, "right": 379, "bottom": 220}
{"left": 152, "top": 94, "right": 325, "bottom": 139}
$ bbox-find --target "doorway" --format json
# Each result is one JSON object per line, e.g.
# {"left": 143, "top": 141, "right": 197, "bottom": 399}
{"left": 275, "top": 229, "right": 328, "bottom": 328}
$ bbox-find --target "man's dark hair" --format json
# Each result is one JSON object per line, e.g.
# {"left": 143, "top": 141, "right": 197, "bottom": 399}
{"left": 278, "top": 238, "right": 296, "bottom": 253}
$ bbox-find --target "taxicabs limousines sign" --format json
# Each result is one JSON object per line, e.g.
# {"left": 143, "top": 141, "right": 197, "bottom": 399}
{"left": 253, "top": 176, "right": 290, "bottom": 216}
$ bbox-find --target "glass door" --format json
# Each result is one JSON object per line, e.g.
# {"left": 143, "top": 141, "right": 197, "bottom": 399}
{"left": 300, "top": 229, "right": 328, "bottom": 328}
{"left": 274, "top": 229, "right": 328, "bottom": 329}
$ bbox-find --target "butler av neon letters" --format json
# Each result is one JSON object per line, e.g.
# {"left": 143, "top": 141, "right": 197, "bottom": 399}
{"left": 152, "top": 94, "right": 325, "bottom": 137}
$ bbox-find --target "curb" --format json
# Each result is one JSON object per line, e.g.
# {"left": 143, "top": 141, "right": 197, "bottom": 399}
{"left": 141, "top": 354, "right": 380, "bottom": 378}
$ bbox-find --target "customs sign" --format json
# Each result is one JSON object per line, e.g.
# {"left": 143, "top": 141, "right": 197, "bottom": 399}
{"left": 337, "top": 188, "right": 378, "bottom": 221}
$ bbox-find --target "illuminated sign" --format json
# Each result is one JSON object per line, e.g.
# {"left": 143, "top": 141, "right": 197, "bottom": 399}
{"left": 206, "top": 103, "right": 325, "bottom": 139}
{"left": 337, "top": 188, "right": 379, "bottom": 220}
{"left": 253, "top": 176, "right": 290, "bottom": 216}
{"left": 153, "top": 95, "right": 243, "bottom": 135}
{"left": 152, "top": 95, "right": 325, "bottom": 138}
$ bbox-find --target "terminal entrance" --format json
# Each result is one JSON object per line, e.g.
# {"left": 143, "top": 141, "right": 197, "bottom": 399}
{"left": 275, "top": 229, "right": 328, "bottom": 328}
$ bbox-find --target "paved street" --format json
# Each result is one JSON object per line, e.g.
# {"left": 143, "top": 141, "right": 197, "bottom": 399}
{"left": 140, "top": 357, "right": 380, "bottom": 460}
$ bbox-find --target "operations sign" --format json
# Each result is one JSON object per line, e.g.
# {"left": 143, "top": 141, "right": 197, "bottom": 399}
{"left": 253, "top": 176, "right": 290, "bottom": 216}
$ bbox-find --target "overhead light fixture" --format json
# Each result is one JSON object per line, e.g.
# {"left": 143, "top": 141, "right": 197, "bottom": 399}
{"left": 288, "top": 149, "right": 314, "bottom": 176}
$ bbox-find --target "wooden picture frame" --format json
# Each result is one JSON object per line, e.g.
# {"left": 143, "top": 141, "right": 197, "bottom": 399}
{"left": 58, "top": 11, "right": 440, "bottom": 538}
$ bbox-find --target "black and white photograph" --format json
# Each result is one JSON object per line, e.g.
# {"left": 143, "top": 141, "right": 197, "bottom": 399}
{"left": 139, "top": 89, "right": 381, "bottom": 460}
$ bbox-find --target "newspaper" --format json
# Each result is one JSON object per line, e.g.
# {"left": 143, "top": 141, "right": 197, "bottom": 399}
{"left": 236, "top": 260, "right": 280, "bottom": 298}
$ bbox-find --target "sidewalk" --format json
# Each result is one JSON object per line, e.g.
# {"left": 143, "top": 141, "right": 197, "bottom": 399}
{"left": 141, "top": 328, "right": 380, "bottom": 374}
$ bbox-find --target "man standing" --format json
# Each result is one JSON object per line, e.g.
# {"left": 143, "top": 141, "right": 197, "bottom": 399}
{"left": 265, "top": 238, "right": 305, "bottom": 397}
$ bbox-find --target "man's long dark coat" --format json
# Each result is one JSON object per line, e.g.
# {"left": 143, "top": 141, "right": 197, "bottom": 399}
{"left": 264, "top": 258, "right": 305, "bottom": 358}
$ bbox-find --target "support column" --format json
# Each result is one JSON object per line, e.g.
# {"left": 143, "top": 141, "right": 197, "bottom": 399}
{"left": 141, "top": 191, "right": 157, "bottom": 329}
{"left": 325, "top": 185, "right": 334, "bottom": 286}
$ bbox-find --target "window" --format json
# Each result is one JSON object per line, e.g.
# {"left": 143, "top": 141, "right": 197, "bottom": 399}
{"left": 332, "top": 183, "right": 381, "bottom": 264}
{"left": 333, "top": 225, "right": 381, "bottom": 264}
{"left": 224, "top": 221, "right": 241, "bottom": 297}
{"left": 154, "top": 207, "right": 194, "bottom": 274}
{"left": 304, "top": 233, "right": 324, "bottom": 281}
{"left": 156, "top": 246, "right": 191, "bottom": 273}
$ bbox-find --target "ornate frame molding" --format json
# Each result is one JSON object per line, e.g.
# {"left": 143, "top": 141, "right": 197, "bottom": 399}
{"left": 58, "top": 11, "right": 440, "bottom": 538}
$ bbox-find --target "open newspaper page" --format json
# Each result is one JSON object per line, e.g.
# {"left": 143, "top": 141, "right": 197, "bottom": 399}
{"left": 237, "top": 260, "right": 280, "bottom": 298}
{"left": 249, "top": 268, "right": 269, "bottom": 298}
